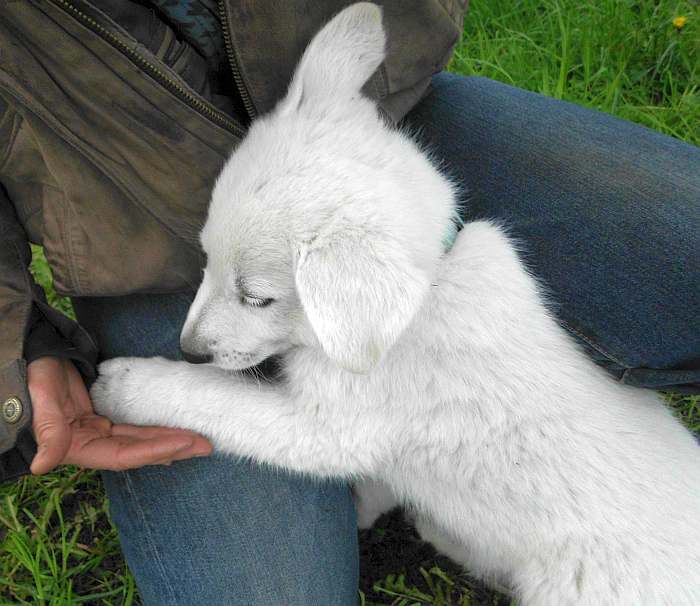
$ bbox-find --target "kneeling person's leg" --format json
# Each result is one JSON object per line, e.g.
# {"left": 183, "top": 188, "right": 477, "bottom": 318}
{"left": 407, "top": 74, "right": 700, "bottom": 393}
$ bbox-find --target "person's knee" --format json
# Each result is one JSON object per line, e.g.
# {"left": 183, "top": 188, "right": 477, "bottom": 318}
{"left": 104, "top": 460, "right": 359, "bottom": 605}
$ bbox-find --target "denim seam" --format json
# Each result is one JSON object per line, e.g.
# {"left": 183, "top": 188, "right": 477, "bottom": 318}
{"left": 620, "top": 368, "right": 636, "bottom": 385}
{"left": 123, "top": 471, "right": 179, "bottom": 605}
{"left": 559, "top": 320, "right": 629, "bottom": 369}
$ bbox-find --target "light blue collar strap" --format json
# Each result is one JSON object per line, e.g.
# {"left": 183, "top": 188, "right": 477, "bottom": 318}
{"left": 443, "top": 212, "right": 464, "bottom": 252}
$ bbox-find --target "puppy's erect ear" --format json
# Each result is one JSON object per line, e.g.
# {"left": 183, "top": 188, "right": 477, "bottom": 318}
{"left": 295, "top": 231, "right": 430, "bottom": 373}
{"left": 280, "top": 3, "right": 385, "bottom": 112}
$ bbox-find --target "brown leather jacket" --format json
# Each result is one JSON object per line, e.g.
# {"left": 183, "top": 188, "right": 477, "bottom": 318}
{"left": 0, "top": 0, "right": 467, "bottom": 475}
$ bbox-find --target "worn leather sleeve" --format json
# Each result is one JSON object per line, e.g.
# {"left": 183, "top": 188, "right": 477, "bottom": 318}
{"left": 0, "top": 183, "right": 97, "bottom": 482}
{"left": 24, "top": 302, "right": 98, "bottom": 385}
{"left": 0, "top": 180, "right": 37, "bottom": 478}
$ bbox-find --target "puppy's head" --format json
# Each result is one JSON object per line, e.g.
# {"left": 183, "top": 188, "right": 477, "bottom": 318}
{"left": 181, "top": 2, "right": 455, "bottom": 373}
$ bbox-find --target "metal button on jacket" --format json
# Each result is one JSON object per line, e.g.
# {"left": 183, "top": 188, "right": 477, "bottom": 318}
{"left": 2, "top": 397, "right": 23, "bottom": 424}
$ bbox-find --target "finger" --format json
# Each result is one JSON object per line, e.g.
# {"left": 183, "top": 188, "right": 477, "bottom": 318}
{"left": 112, "top": 424, "right": 213, "bottom": 446}
{"left": 65, "top": 434, "right": 196, "bottom": 471}
{"left": 170, "top": 437, "right": 213, "bottom": 459}
{"left": 112, "top": 428, "right": 212, "bottom": 458}
{"left": 111, "top": 424, "right": 205, "bottom": 438}
{"left": 27, "top": 358, "right": 68, "bottom": 403}
{"left": 66, "top": 361, "right": 97, "bottom": 416}
{"left": 114, "top": 435, "right": 202, "bottom": 469}
{"left": 78, "top": 414, "right": 113, "bottom": 437}
{"left": 149, "top": 458, "right": 175, "bottom": 467}
{"left": 28, "top": 358, "right": 74, "bottom": 474}
{"left": 140, "top": 441, "right": 212, "bottom": 467}
{"left": 30, "top": 417, "right": 72, "bottom": 475}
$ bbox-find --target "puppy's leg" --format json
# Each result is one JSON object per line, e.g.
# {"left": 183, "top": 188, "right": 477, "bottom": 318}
{"left": 353, "top": 479, "right": 398, "bottom": 529}
{"left": 413, "top": 516, "right": 470, "bottom": 565}
{"left": 91, "top": 357, "right": 385, "bottom": 479}
{"left": 413, "top": 516, "right": 515, "bottom": 597}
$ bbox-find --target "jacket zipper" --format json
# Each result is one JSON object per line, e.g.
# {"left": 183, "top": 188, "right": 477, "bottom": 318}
{"left": 218, "top": 0, "right": 257, "bottom": 120}
{"left": 49, "top": 0, "right": 246, "bottom": 138}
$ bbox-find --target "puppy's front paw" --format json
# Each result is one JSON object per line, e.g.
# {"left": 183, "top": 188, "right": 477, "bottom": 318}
{"left": 90, "top": 358, "right": 137, "bottom": 423}
{"left": 90, "top": 357, "right": 169, "bottom": 424}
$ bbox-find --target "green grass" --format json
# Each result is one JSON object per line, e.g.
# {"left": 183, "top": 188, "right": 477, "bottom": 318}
{"left": 2, "top": 1, "right": 699, "bottom": 604}
{"left": 450, "top": 0, "right": 699, "bottom": 144}
{"left": 0, "top": 469, "right": 136, "bottom": 606}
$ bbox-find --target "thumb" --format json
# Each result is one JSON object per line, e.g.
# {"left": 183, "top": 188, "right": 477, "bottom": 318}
{"left": 28, "top": 357, "right": 72, "bottom": 475}
{"left": 31, "top": 418, "right": 72, "bottom": 475}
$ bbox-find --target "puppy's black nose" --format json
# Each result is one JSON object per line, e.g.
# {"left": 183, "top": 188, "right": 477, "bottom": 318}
{"left": 180, "top": 348, "right": 213, "bottom": 365}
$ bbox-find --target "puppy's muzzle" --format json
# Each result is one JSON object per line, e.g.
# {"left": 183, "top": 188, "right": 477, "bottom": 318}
{"left": 180, "top": 335, "right": 213, "bottom": 364}
{"left": 180, "top": 322, "right": 214, "bottom": 364}
{"left": 180, "top": 349, "right": 213, "bottom": 364}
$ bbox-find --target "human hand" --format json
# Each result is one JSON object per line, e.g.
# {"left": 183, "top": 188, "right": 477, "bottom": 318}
{"left": 28, "top": 357, "right": 212, "bottom": 474}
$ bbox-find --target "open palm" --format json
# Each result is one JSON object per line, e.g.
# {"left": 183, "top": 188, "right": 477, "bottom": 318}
{"left": 28, "top": 357, "right": 211, "bottom": 474}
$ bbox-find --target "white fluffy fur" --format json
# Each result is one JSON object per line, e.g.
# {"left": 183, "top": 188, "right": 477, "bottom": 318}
{"left": 91, "top": 4, "right": 700, "bottom": 603}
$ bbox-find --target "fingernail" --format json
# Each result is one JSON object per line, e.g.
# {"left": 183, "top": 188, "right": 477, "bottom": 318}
{"left": 173, "top": 439, "right": 194, "bottom": 452}
{"left": 192, "top": 444, "right": 213, "bottom": 457}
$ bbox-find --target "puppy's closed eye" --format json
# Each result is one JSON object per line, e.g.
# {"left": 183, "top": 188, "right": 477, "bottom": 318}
{"left": 242, "top": 294, "right": 274, "bottom": 308}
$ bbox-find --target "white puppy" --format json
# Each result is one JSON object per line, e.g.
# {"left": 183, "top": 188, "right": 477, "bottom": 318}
{"left": 91, "top": 4, "right": 700, "bottom": 604}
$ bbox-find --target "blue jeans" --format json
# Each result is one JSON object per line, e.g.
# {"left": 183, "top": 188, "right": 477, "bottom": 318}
{"left": 412, "top": 74, "right": 699, "bottom": 393}
{"left": 73, "top": 73, "right": 700, "bottom": 605}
